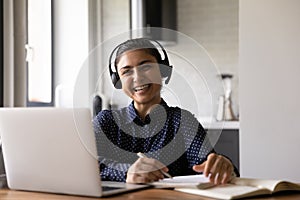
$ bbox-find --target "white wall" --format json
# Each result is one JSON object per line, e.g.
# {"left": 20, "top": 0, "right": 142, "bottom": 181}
{"left": 177, "top": 0, "right": 239, "bottom": 117}
{"left": 98, "top": 0, "right": 130, "bottom": 109}
{"left": 102, "top": 0, "right": 130, "bottom": 41}
{"left": 239, "top": 0, "right": 300, "bottom": 181}
{"left": 53, "top": 0, "right": 89, "bottom": 107}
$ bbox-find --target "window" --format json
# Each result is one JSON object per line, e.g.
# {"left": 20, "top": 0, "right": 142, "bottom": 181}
{"left": 26, "top": 0, "right": 53, "bottom": 106}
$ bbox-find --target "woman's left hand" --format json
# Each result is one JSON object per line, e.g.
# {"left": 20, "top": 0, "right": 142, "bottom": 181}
{"left": 193, "top": 153, "right": 234, "bottom": 185}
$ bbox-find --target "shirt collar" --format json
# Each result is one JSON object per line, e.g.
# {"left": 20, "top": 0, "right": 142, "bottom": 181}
{"left": 124, "top": 98, "right": 169, "bottom": 124}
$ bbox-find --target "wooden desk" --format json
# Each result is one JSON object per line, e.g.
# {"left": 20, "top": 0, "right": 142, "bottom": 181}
{"left": 1, "top": 188, "right": 300, "bottom": 200}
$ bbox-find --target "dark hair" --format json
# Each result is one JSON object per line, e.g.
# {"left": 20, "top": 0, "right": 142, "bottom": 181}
{"left": 114, "top": 38, "right": 162, "bottom": 70}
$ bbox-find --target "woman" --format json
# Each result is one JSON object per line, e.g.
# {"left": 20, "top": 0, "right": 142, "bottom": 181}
{"left": 93, "top": 38, "right": 238, "bottom": 185}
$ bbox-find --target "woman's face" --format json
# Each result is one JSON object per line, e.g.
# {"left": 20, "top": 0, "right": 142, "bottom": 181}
{"left": 117, "top": 49, "right": 162, "bottom": 106}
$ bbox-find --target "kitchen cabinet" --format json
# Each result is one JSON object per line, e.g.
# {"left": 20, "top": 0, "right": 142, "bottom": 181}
{"left": 203, "top": 121, "right": 239, "bottom": 171}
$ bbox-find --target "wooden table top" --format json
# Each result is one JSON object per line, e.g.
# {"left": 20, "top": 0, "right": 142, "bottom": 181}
{"left": 1, "top": 188, "right": 300, "bottom": 200}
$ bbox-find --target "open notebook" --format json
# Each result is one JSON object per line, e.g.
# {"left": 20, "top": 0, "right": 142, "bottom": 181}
{"left": 175, "top": 177, "right": 300, "bottom": 199}
{"left": 151, "top": 174, "right": 214, "bottom": 189}
{"left": 0, "top": 107, "right": 150, "bottom": 197}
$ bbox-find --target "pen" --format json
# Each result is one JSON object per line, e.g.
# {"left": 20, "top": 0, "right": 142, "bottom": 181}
{"left": 137, "top": 152, "right": 173, "bottom": 179}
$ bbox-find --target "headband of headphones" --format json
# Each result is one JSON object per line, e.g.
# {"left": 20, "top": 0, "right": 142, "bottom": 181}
{"left": 108, "top": 38, "right": 173, "bottom": 89}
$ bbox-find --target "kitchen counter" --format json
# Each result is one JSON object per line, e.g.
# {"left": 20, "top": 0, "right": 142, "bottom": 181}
{"left": 198, "top": 118, "right": 239, "bottom": 130}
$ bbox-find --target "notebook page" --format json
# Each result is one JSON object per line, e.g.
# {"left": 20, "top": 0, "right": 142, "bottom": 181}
{"left": 176, "top": 184, "right": 270, "bottom": 199}
{"left": 151, "top": 174, "right": 213, "bottom": 189}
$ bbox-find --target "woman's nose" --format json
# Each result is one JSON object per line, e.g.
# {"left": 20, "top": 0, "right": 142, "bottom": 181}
{"left": 133, "top": 68, "right": 145, "bottom": 82}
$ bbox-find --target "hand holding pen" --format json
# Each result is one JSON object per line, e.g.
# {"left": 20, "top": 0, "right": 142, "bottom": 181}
{"left": 125, "top": 152, "right": 172, "bottom": 184}
{"left": 137, "top": 152, "right": 172, "bottom": 179}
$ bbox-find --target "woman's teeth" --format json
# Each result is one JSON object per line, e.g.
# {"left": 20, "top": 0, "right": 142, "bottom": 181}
{"left": 134, "top": 84, "right": 150, "bottom": 92}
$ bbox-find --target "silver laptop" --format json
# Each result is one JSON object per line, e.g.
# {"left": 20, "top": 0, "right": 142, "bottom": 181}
{"left": 0, "top": 107, "right": 149, "bottom": 197}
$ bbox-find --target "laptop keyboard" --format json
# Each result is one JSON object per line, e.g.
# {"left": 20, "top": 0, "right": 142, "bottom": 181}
{"left": 102, "top": 186, "right": 125, "bottom": 191}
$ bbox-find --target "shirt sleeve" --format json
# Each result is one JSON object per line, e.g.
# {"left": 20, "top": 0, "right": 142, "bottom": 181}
{"left": 93, "top": 110, "right": 131, "bottom": 182}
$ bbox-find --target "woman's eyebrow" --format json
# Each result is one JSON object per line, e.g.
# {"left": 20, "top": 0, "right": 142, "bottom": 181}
{"left": 138, "top": 59, "right": 154, "bottom": 65}
{"left": 119, "top": 59, "right": 155, "bottom": 71}
{"left": 119, "top": 65, "right": 132, "bottom": 71}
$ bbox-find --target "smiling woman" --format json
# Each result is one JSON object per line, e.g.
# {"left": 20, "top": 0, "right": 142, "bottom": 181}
{"left": 93, "top": 38, "right": 239, "bottom": 184}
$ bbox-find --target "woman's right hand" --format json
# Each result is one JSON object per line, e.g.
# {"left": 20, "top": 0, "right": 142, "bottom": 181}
{"left": 126, "top": 157, "right": 169, "bottom": 183}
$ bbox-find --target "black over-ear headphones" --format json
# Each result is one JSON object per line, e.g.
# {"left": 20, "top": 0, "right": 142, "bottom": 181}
{"left": 108, "top": 38, "right": 173, "bottom": 89}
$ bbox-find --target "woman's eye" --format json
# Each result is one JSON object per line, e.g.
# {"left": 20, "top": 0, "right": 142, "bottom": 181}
{"left": 140, "top": 64, "right": 152, "bottom": 71}
{"left": 121, "top": 69, "right": 131, "bottom": 76}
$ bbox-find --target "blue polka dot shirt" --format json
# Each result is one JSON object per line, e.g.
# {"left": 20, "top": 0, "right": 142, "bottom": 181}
{"left": 93, "top": 99, "right": 214, "bottom": 182}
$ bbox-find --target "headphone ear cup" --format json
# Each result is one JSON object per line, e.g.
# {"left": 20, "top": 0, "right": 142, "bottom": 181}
{"left": 111, "top": 72, "right": 122, "bottom": 89}
{"left": 159, "top": 63, "right": 173, "bottom": 84}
